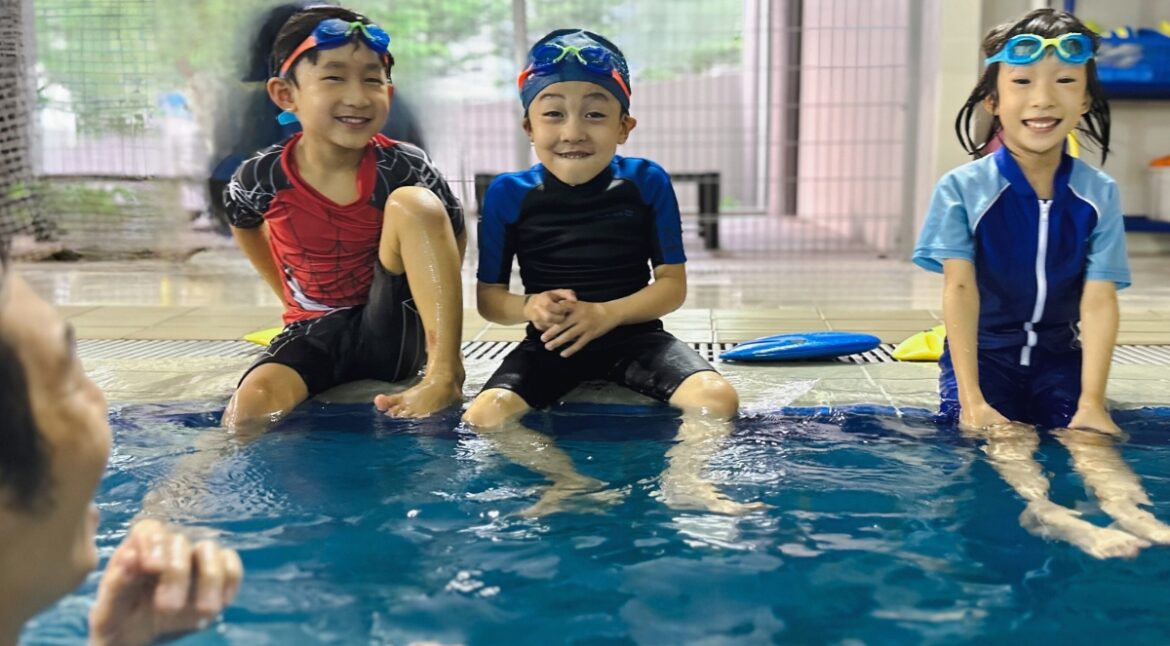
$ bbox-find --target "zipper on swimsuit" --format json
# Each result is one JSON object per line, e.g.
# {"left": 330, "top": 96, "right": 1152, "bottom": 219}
{"left": 1021, "top": 199, "right": 1051, "bottom": 367}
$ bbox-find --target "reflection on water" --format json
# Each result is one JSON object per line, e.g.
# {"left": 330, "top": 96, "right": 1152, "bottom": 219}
{"left": 23, "top": 404, "right": 1170, "bottom": 644}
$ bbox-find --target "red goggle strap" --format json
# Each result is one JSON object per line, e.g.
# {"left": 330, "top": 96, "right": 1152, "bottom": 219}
{"left": 516, "top": 65, "right": 630, "bottom": 100}
{"left": 278, "top": 34, "right": 390, "bottom": 78}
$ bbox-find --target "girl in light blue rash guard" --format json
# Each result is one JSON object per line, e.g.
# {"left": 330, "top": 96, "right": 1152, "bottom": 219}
{"left": 913, "top": 9, "right": 1127, "bottom": 433}
{"left": 913, "top": 9, "right": 1170, "bottom": 560}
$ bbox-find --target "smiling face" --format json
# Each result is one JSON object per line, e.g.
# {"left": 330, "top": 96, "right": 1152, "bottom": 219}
{"left": 987, "top": 52, "right": 1089, "bottom": 166}
{"left": 269, "top": 42, "right": 393, "bottom": 153}
{"left": 524, "top": 81, "right": 635, "bottom": 186}
{"left": 0, "top": 273, "right": 111, "bottom": 620}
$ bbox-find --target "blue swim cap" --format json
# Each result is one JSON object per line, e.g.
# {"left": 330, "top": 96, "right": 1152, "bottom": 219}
{"left": 518, "top": 29, "right": 631, "bottom": 113}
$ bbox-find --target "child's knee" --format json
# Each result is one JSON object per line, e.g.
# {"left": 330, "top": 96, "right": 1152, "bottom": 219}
{"left": 671, "top": 372, "right": 739, "bottom": 418}
{"left": 226, "top": 365, "right": 307, "bottom": 426}
{"left": 386, "top": 186, "right": 450, "bottom": 230}
{"left": 463, "top": 389, "right": 530, "bottom": 428}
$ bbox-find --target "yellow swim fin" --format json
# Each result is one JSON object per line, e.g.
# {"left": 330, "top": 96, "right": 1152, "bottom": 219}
{"left": 243, "top": 326, "right": 283, "bottom": 347}
{"left": 892, "top": 324, "right": 946, "bottom": 362}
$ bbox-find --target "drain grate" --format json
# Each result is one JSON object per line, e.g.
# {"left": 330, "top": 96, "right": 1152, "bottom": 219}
{"left": 1112, "top": 345, "right": 1170, "bottom": 365}
{"left": 462, "top": 340, "right": 518, "bottom": 361}
{"left": 467, "top": 342, "right": 735, "bottom": 362}
{"left": 77, "top": 339, "right": 1170, "bottom": 366}
{"left": 835, "top": 343, "right": 899, "bottom": 364}
{"left": 79, "top": 339, "right": 263, "bottom": 360}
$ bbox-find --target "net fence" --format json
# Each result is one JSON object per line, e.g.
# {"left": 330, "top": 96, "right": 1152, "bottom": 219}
{"left": 3, "top": 0, "right": 917, "bottom": 259}
{"left": 0, "top": 0, "right": 49, "bottom": 244}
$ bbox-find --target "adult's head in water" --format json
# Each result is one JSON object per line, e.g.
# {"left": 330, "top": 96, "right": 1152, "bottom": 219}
{"left": 0, "top": 241, "right": 111, "bottom": 628}
{"left": 0, "top": 241, "right": 243, "bottom": 644}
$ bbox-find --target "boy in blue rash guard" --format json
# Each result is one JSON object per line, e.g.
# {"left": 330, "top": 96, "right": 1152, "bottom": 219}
{"left": 463, "top": 29, "right": 761, "bottom": 517}
{"left": 914, "top": 8, "right": 1170, "bottom": 557}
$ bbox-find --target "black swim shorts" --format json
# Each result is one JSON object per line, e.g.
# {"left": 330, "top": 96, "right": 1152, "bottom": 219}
{"left": 482, "top": 320, "right": 715, "bottom": 409}
{"left": 242, "top": 263, "right": 426, "bottom": 395}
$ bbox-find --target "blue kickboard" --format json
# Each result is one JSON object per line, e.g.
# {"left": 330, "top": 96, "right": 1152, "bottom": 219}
{"left": 719, "top": 331, "right": 881, "bottom": 362}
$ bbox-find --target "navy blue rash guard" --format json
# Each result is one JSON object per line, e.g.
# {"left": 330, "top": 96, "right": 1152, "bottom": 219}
{"left": 913, "top": 145, "right": 1130, "bottom": 363}
{"left": 476, "top": 156, "right": 686, "bottom": 303}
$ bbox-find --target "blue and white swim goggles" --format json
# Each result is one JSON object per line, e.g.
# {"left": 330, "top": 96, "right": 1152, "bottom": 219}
{"left": 985, "top": 33, "right": 1095, "bottom": 66}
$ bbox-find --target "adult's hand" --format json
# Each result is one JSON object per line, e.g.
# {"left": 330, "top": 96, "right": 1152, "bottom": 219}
{"left": 89, "top": 519, "right": 243, "bottom": 646}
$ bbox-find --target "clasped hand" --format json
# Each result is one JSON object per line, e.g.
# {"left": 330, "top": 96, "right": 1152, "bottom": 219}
{"left": 523, "top": 289, "right": 619, "bottom": 358}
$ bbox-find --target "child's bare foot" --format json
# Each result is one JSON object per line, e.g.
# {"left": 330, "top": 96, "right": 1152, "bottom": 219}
{"left": 519, "top": 477, "right": 624, "bottom": 518}
{"left": 657, "top": 473, "right": 768, "bottom": 516}
{"left": 1021, "top": 500, "right": 1149, "bottom": 559}
{"left": 1101, "top": 502, "right": 1170, "bottom": 544}
{"left": 375, "top": 373, "right": 463, "bottom": 418}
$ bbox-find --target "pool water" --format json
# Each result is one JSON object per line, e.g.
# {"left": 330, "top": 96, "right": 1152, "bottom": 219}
{"left": 24, "top": 403, "right": 1170, "bottom": 644}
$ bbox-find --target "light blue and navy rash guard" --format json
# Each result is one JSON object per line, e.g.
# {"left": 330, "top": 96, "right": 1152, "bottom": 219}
{"left": 913, "top": 145, "right": 1130, "bottom": 363}
{"left": 476, "top": 156, "right": 686, "bottom": 303}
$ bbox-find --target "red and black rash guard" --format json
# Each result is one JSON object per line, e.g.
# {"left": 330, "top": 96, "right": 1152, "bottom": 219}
{"left": 224, "top": 133, "right": 463, "bottom": 325}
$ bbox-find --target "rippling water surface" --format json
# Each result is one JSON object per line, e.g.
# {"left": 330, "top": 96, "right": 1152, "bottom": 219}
{"left": 24, "top": 404, "right": 1170, "bottom": 644}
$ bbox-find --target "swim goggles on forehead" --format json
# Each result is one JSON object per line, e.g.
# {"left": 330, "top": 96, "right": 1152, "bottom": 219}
{"left": 278, "top": 18, "right": 391, "bottom": 77}
{"left": 984, "top": 32, "right": 1094, "bottom": 66}
{"left": 516, "top": 41, "right": 631, "bottom": 98}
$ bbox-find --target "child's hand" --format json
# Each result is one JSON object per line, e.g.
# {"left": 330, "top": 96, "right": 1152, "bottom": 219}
{"left": 524, "top": 289, "right": 577, "bottom": 331}
{"left": 959, "top": 400, "right": 1012, "bottom": 431}
{"left": 1069, "top": 402, "right": 1123, "bottom": 436}
{"left": 541, "top": 300, "right": 620, "bottom": 358}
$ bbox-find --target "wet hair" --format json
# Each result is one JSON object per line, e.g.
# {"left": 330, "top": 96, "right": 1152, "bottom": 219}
{"left": 269, "top": 4, "right": 395, "bottom": 84}
{"left": 955, "top": 8, "right": 1111, "bottom": 163}
{"left": 0, "top": 241, "right": 50, "bottom": 513}
{"left": 243, "top": 2, "right": 316, "bottom": 83}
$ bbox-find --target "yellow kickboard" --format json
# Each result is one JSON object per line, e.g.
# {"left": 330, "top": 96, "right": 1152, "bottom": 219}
{"left": 892, "top": 324, "right": 946, "bottom": 362}
{"left": 243, "top": 326, "right": 283, "bottom": 347}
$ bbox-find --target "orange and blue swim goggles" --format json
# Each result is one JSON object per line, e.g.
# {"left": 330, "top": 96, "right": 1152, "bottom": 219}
{"left": 985, "top": 32, "right": 1094, "bottom": 66}
{"left": 517, "top": 41, "right": 631, "bottom": 100}
{"left": 277, "top": 18, "right": 391, "bottom": 78}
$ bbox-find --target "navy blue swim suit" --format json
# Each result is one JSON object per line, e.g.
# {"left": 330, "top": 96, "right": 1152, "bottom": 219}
{"left": 914, "top": 146, "right": 1131, "bottom": 427}
{"left": 476, "top": 156, "right": 714, "bottom": 408}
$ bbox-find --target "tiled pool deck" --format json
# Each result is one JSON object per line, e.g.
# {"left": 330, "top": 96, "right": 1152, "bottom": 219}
{"left": 17, "top": 251, "right": 1170, "bottom": 410}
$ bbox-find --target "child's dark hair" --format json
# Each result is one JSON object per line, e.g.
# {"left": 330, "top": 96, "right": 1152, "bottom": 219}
{"left": 955, "top": 8, "right": 1111, "bottom": 163}
{"left": 270, "top": 5, "right": 395, "bottom": 83}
